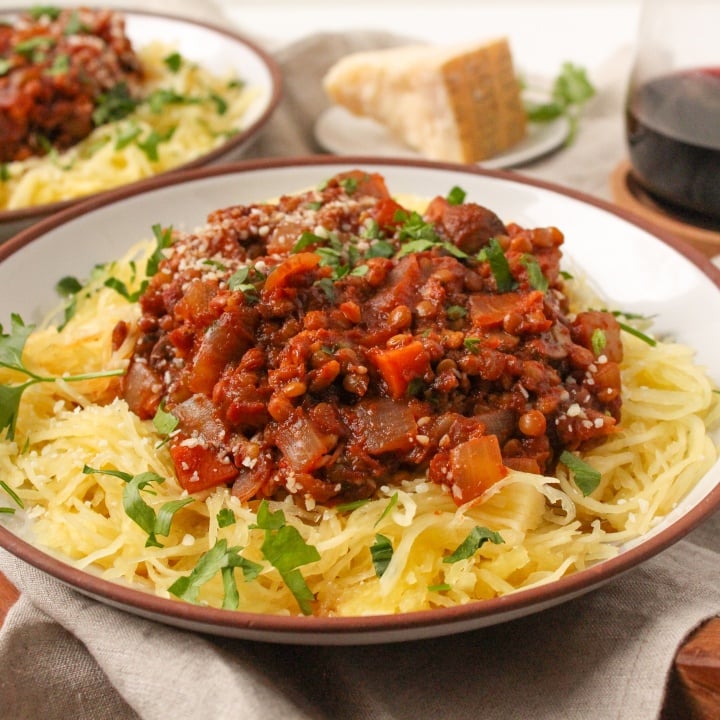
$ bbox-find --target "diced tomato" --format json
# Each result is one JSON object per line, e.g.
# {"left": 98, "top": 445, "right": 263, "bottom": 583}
{"left": 571, "top": 311, "right": 623, "bottom": 362}
{"left": 367, "top": 340, "right": 431, "bottom": 400}
{"left": 468, "top": 290, "right": 547, "bottom": 330}
{"left": 170, "top": 439, "right": 239, "bottom": 493}
{"left": 334, "top": 170, "right": 391, "bottom": 198}
{"left": 371, "top": 197, "right": 405, "bottom": 231}
{"left": 468, "top": 291, "right": 523, "bottom": 327}
{"left": 448, "top": 435, "right": 507, "bottom": 504}
{"left": 263, "top": 252, "right": 320, "bottom": 294}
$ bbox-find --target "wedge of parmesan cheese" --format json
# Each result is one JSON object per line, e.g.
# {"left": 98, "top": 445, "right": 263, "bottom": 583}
{"left": 323, "top": 38, "right": 527, "bottom": 163}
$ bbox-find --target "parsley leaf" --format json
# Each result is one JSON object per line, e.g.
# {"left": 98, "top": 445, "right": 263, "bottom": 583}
{"left": 0, "top": 312, "right": 123, "bottom": 439}
{"left": 374, "top": 492, "right": 398, "bottom": 527}
{"left": 217, "top": 508, "right": 236, "bottom": 528}
{"left": 82, "top": 465, "right": 194, "bottom": 547}
{"left": 136, "top": 127, "right": 176, "bottom": 162}
{"left": 477, "top": 239, "right": 514, "bottom": 292}
{"left": 14, "top": 36, "right": 55, "bottom": 59}
{"left": 524, "top": 63, "right": 595, "bottom": 144}
{"left": 114, "top": 122, "right": 142, "bottom": 151}
{"left": 252, "top": 500, "right": 320, "bottom": 614}
{"left": 591, "top": 328, "right": 607, "bottom": 356}
{"left": 227, "top": 264, "right": 266, "bottom": 303}
{"left": 520, "top": 254, "right": 549, "bottom": 292}
{"left": 168, "top": 538, "right": 262, "bottom": 608}
{"left": 163, "top": 51, "right": 183, "bottom": 73}
{"left": 46, "top": 53, "right": 70, "bottom": 76}
{"left": 152, "top": 402, "right": 178, "bottom": 437}
{"left": 28, "top": 6, "right": 61, "bottom": 20}
{"left": 443, "top": 526, "right": 504, "bottom": 563}
{"left": 146, "top": 224, "right": 174, "bottom": 277}
{"left": 92, "top": 83, "right": 138, "bottom": 126}
{"left": 63, "top": 10, "right": 88, "bottom": 36}
{"left": 559, "top": 450, "right": 601, "bottom": 496}
{"left": 447, "top": 185, "right": 466, "bottom": 205}
{"left": 370, "top": 533, "right": 393, "bottom": 577}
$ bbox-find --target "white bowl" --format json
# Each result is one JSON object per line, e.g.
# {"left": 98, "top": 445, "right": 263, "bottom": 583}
{"left": 1, "top": 157, "right": 719, "bottom": 645}
{"left": 0, "top": 8, "right": 282, "bottom": 241}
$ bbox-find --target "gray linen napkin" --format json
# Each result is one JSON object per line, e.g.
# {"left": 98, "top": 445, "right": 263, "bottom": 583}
{"left": 1, "top": 24, "right": 719, "bottom": 720}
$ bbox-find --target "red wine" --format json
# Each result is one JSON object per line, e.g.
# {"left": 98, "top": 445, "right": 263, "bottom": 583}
{"left": 625, "top": 68, "right": 720, "bottom": 219}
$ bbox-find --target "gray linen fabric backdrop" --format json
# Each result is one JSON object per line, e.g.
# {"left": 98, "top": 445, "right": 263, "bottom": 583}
{"left": 0, "top": 5, "right": 719, "bottom": 719}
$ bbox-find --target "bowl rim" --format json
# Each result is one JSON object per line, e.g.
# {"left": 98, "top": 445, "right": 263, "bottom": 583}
{"left": 1, "top": 154, "right": 719, "bottom": 643}
{"left": 0, "top": 6, "right": 283, "bottom": 225}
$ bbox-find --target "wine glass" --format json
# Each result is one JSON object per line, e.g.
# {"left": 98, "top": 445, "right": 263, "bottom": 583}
{"left": 625, "top": 0, "right": 720, "bottom": 221}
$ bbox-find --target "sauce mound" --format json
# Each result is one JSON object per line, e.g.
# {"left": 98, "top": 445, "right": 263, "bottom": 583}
{"left": 0, "top": 7, "right": 142, "bottom": 162}
{"left": 121, "top": 170, "right": 622, "bottom": 506}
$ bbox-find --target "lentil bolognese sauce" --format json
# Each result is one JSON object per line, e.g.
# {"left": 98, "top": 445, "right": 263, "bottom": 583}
{"left": 121, "top": 169, "right": 623, "bottom": 509}
{"left": 0, "top": 7, "right": 143, "bottom": 162}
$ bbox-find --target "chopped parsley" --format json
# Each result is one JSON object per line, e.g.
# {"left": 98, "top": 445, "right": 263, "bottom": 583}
{"left": 443, "top": 526, "right": 504, "bottom": 563}
{"left": 446, "top": 185, "right": 466, "bottom": 205}
{"left": 477, "top": 238, "right": 514, "bottom": 292}
{"left": 591, "top": 328, "right": 607, "bottom": 356}
{"left": 523, "top": 62, "right": 595, "bottom": 144}
{"left": 92, "top": 83, "right": 138, "bottom": 126}
{"left": 28, "top": 6, "right": 62, "bottom": 21}
{"left": 374, "top": 492, "right": 398, "bottom": 527}
{"left": 370, "top": 533, "right": 393, "bottom": 577}
{"left": 520, "top": 254, "right": 549, "bottom": 292}
{"left": 136, "top": 127, "right": 176, "bottom": 162}
{"left": 0, "top": 314, "right": 124, "bottom": 440}
{"left": 163, "top": 51, "right": 183, "bottom": 73}
{"left": 559, "top": 450, "right": 602, "bottom": 496}
{"left": 152, "top": 402, "right": 178, "bottom": 438}
{"left": 0, "top": 479, "right": 24, "bottom": 515}
{"left": 251, "top": 500, "right": 320, "bottom": 615}
{"left": 216, "top": 508, "right": 237, "bottom": 528}
{"left": 82, "top": 465, "right": 194, "bottom": 548}
{"left": 168, "top": 538, "right": 262, "bottom": 609}
{"left": 227, "top": 264, "right": 266, "bottom": 303}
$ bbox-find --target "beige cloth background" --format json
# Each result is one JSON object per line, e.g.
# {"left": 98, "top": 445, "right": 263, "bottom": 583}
{"left": 1, "top": 5, "right": 719, "bottom": 720}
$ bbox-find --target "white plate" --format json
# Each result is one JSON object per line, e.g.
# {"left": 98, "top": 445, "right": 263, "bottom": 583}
{"left": 0, "top": 9, "right": 282, "bottom": 241}
{"left": 315, "top": 103, "right": 570, "bottom": 170}
{"left": 1, "top": 157, "right": 719, "bottom": 645}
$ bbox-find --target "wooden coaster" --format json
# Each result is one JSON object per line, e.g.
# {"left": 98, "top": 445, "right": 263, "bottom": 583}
{"left": 610, "top": 160, "right": 720, "bottom": 258}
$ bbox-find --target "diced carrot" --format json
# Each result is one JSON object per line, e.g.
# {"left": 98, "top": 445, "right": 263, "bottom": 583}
{"left": 263, "top": 252, "right": 320, "bottom": 294}
{"left": 449, "top": 435, "right": 507, "bottom": 504}
{"left": 367, "top": 340, "right": 431, "bottom": 399}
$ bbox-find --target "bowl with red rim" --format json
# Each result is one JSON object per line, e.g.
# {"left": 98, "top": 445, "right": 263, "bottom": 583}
{"left": 0, "top": 156, "right": 719, "bottom": 645}
{"left": 0, "top": 7, "right": 282, "bottom": 241}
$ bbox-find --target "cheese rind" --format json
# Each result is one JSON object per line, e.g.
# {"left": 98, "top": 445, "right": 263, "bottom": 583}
{"left": 323, "top": 39, "right": 527, "bottom": 163}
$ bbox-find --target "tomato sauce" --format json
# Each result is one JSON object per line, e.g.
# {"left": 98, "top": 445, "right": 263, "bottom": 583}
{"left": 0, "top": 7, "right": 142, "bottom": 162}
{"left": 122, "top": 170, "right": 623, "bottom": 506}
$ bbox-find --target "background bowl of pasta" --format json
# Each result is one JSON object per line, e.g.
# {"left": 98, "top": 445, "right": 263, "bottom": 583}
{"left": 0, "top": 7, "right": 282, "bottom": 241}
{"left": 0, "top": 157, "right": 719, "bottom": 645}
